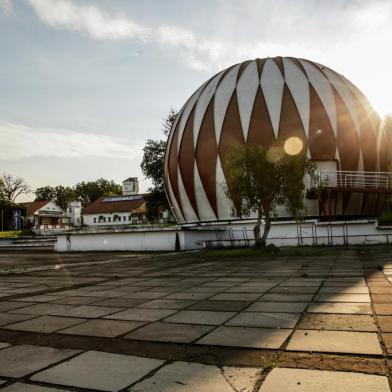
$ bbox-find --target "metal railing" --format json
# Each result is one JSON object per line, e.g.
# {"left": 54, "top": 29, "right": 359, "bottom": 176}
{"left": 312, "top": 170, "right": 391, "bottom": 190}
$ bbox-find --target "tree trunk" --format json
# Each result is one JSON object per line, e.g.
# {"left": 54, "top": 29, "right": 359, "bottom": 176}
{"left": 260, "top": 214, "right": 271, "bottom": 247}
{"left": 254, "top": 208, "right": 263, "bottom": 248}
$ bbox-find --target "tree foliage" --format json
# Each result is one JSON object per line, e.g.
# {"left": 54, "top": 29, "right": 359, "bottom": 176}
{"left": 0, "top": 173, "right": 31, "bottom": 202}
{"left": 35, "top": 178, "right": 122, "bottom": 208}
{"left": 73, "top": 178, "right": 122, "bottom": 205}
{"left": 35, "top": 185, "right": 76, "bottom": 210}
{"left": 140, "top": 108, "right": 177, "bottom": 220}
{"left": 224, "top": 144, "right": 315, "bottom": 247}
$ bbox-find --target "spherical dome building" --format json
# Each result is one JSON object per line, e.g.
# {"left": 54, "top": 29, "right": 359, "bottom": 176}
{"left": 164, "top": 57, "right": 389, "bottom": 224}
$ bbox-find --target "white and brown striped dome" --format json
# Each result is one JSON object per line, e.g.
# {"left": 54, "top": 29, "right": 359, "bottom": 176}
{"left": 164, "top": 57, "right": 385, "bottom": 223}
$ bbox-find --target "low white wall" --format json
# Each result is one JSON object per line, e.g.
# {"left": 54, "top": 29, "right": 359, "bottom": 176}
{"left": 55, "top": 220, "right": 392, "bottom": 252}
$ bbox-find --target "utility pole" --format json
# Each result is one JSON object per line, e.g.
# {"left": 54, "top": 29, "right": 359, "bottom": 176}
{"left": 1, "top": 209, "right": 3, "bottom": 232}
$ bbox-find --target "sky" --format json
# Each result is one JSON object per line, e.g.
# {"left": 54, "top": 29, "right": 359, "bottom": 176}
{"left": 1, "top": 0, "right": 392, "bottom": 201}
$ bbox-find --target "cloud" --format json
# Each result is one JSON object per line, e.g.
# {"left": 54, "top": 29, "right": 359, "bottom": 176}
{"left": 0, "top": 121, "right": 142, "bottom": 160}
{"left": 0, "top": 0, "right": 12, "bottom": 15}
{"left": 26, "top": 0, "right": 392, "bottom": 74}
{"left": 28, "top": 0, "right": 150, "bottom": 40}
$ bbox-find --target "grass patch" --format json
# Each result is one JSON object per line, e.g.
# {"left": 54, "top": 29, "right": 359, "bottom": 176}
{"left": 378, "top": 211, "right": 392, "bottom": 227}
{"left": 0, "top": 230, "right": 22, "bottom": 238}
{"left": 0, "top": 230, "right": 32, "bottom": 238}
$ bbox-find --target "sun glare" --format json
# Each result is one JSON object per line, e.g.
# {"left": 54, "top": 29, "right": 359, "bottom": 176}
{"left": 284, "top": 136, "right": 303, "bottom": 156}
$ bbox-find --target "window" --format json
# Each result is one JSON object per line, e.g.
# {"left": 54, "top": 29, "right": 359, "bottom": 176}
{"left": 108, "top": 217, "right": 111, "bottom": 222}
{"left": 123, "top": 216, "right": 126, "bottom": 221}
{"left": 128, "top": 215, "right": 131, "bottom": 221}
{"left": 93, "top": 218, "right": 96, "bottom": 223}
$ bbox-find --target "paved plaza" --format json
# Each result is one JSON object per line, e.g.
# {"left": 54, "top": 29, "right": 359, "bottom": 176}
{"left": 0, "top": 247, "right": 391, "bottom": 391}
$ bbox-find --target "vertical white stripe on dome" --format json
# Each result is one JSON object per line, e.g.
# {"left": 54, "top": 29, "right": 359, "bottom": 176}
{"left": 194, "top": 164, "right": 217, "bottom": 221}
{"left": 177, "top": 167, "right": 198, "bottom": 222}
{"left": 322, "top": 68, "right": 361, "bottom": 135}
{"left": 214, "top": 64, "right": 241, "bottom": 145}
{"left": 193, "top": 70, "right": 225, "bottom": 148}
{"left": 299, "top": 60, "right": 337, "bottom": 137}
{"left": 166, "top": 175, "right": 185, "bottom": 224}
{"left": 283, "top": 58, "right": 310, "bottom": 137}
{"left": 236, "top": 61, "right": 259, "bottom": 141}
{"left": 260, "top": 58, "right": 285, "bottom": 139}
{"left": 176, "top": 81, "right": 208, "bottom": 154}
{"left": 216, "top": 157, "right": 234, "bottom": 220}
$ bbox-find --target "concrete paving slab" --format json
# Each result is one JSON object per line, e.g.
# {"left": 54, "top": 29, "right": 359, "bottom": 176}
{"left": 92, "top": 298, "right": 148, "bottom": 308}
{"left": 314, "top": 294, "right": 371, "bottom": 303}
{"left": 59, "top": 319, "right": 146, "bottom": 337}
{"left": 0, "top": 313, "right": 37, "bottom": 327}
{"left": 53, "top": 305, "right": 124, "bottom": 318}
{"left": 1, "top": 383, "right": 69, "bottom": 392}
{"left": 31, "top": 350, "right": 163, "bottom": 391}
{"left": 103, "top": 308, "right": 177, "bottom": 322}
{"left": 259, "top": 367, "right": 390, "bottom": 392}
{"left": 226, "top": 312, "right": 300, "bottom": 328}
{"left": 123, "top": 292, "right": 171, "bottom": 299}
{"left": 52, "top": 296, "right": 104, "bottom": 305}
{"left": 307, "top": 302, "right": 372, "bottom": 314}
{"left": 0, "top": 301, "right": 36, "bottom": 312}
{"left": 259, "top": 294, "right": 314, "bottom": 302}
{"left": 318, "top": 287, "right": 369, "bottom": 294}
{"left": 164, "top": 310, "right": 236, "bottom": 325}
{"left": 287, "top": 330, "right": 382, "bottom": 355}
{"left": 247, "top": 302, "right": 308, "bottom": 313}
{"left": 128, "top": 361, "right": 259, "bottom": 392}
{"left": 0, "top": 345, "right": 79, "bottom": 377}
{"left": 16, "top": 295, "right": 63, "bottom": 303}
{"left": 9, "top": 304, "right": 76, "bottom": 316}
{"left": 376, "top": 316, "right": 392, "bottom": 332}
{"left": 164, "top": 292, "right": 212, "bottom": 300}
{"left": 197, "top": 326, "right": 292, "bottom": 349}
{"left": 209, "top": 293, "right": 262, "bottom": 301}
{"left": 188, "top": 300, "right": 251, "bottom": 312}
{"left": 270, "top": 287, "right": 318, "bottom": 294}
{"left": 297, "top": 314, "right": 377, "bottom": 331}
{"left": 374, "top": 304, "right": 392, "bottom": 315}
{"left": 4, "top": 316, "right": 86, "bottom": 333}
{"left": 136, "top": 299, "right": 197, "bottom": 309}
{"left": 125, "top": 322, "right": 213, "bottom": 343}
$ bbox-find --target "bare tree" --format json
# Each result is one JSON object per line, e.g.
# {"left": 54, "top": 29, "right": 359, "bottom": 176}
{"left": 1, "top": 173, "right": 32, "bottom": 202}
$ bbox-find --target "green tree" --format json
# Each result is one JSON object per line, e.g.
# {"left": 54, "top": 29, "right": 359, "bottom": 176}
{"left": 141, "top": 108, "right": 177, "bottom": 221}
{"left": 35, "top": 185, "right": 76, "bottom": 210}
{"left": 35, "top": 186, "right": 56, "bottom": 201}
{"left": 74, "top": 178, "right": 122, "bottom": 205}
{"left": 224, "top": 144, "right": 315, "bottom": 247}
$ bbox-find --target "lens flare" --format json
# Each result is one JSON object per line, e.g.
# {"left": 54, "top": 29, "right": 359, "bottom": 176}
{"left": 284, "top": 137, "right": 303, "bottom": 155}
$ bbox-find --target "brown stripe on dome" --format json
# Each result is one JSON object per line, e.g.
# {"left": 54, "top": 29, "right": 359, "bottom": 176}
{"left": 308, "top": 84, "right": 336, "bottom": 160}
{"left": 195, "top": 99, "right": 218, "bottom": 217}
{"left": 167, "top": 120, "right": 184, "bottom": 216}
{"left": 218, "top": 92, "right": 245, "bottom": 213}
{"left": 288, "top": 57, "right": 307, "bottom": 75}
{"left": 379, "top": 128, "right": 390, "bottom": 172}
{"left": 236, "top": 60, "right": 252, "bottom": 82}
{"left": 247, "top": 87, "right": 276, "bottom": 148}
{"left": 256, "top": 58, "right": 267, "bottom": 78}
{"left": 277, "top": 84, "right": 307, "bottom": 155}
{"left": 178, "top": 107, "right": 198, "bottom": 218}
{"left": 273, "top": 57, "right": 285, "bottom": 77}
{"left": 333, "top": 86, "right": 360, "bottom": 172}
{"left": 356, "top": 100, "right": 378, "bottom": 172}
